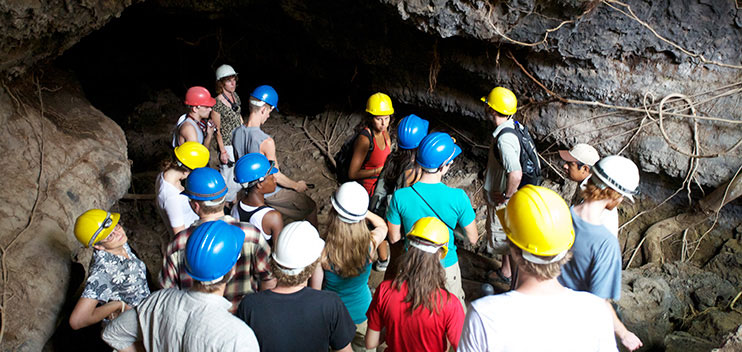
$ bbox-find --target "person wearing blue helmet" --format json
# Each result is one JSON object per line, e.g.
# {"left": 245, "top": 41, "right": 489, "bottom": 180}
{"left": 231, "top": 153, "right": 284, "bottom": 247}
{"left": 385, "top": 132, "right": 479, "bottom": 311}
{"left": 369, "top": 114, "right": 429, "bottom": 273}
{"left": 231, "top": 84, "right": 318, "bottom": 227}
{"left": 159, "top": 167, "right": 275, "bottom": 311}
{"left": 103, "top": 220, "right": 260, "bottom": 351}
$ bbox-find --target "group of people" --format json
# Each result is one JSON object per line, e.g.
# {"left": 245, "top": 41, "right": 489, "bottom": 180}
{"left": 67, "top": 63, "right": 645, "bottom": 352}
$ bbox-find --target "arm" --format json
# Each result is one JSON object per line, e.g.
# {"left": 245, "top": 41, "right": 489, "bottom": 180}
{"left": 608, "top": 300, "right": 643, "bottom": 351}
{"left": 261, "top": 138, "right": 308, "bottom": 192}
{"left": 69, "top": 297, "right": 129, "bottom": 330}
{"left": 365, "top": 329, "right": 381, "bottom": 349}
{"left": 252, "top": 232, "right": 277, "bottom": 291}
{"left": 210, "top": 110, "right": 229, "bottom": 164}
{"left": 308, "top": 262, "right": 324, "bottom": 290}
{"left": 504, "top": 170, "right": 523, "bottom": 198}
{"left": 463, "top": 220, "right": 479, "bottom": 245}
{"left": 387, "top": 221, "right": 402, "bottom": 244}
{"left": 159, "top": 249, "right": 180, "bottom": 289}
{"left": 203, "top": 120, "right": 215, "bottom": 148}
{"left": 366, "top": 212, "right": 388, "bottom": 250}
{"left": 262, "top": 210, "right": 284, "bottom": 246}
{"left": 179, "top": 123, "right": 199, "bottom": 145}
{"left": 334, "top": 344, "right": 352, "bottom": 352}
{"left": 347, "top": 133, "right": 380, "bottom": 180}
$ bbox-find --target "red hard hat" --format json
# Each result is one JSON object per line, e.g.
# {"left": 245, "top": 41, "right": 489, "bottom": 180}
{"left": 185, "top": 86, "right": 216, "bottom": 107}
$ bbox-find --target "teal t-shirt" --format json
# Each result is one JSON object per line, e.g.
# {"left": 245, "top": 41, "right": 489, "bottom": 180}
{"left": 386, "top": 182, "right": 476, "bottom": 267}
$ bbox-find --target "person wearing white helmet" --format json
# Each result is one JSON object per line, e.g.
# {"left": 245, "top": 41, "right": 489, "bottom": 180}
{"left": 211, "top": 64, "right": 244, "bottom": 203}
{"left": 559, "top": 143, "right": 619, "bottom": 237}
{"left": 558, "top": 155, "right": 643, "bottom": 351}
{"left": 308, "top": 182, "right": 387, "bottom": 352}
{"left": 237, "top": 221, "right": 356, "bottom": 351}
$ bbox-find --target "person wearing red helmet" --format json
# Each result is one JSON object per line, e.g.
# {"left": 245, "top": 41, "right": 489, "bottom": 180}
{"left": 172, "top": 86, "right": 216, "bottom": 148}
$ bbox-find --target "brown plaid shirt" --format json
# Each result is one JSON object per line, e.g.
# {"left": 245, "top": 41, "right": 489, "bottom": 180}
{"left": 159, "top": 216, "right": 273, "bottom": 307}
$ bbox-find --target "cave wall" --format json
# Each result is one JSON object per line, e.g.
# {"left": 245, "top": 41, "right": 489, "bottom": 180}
{"left": 0, "top": 0, "right": 741, "bottom": 350}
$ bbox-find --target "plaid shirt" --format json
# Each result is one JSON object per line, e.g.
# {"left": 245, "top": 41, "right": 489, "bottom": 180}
{"left": 159, "top": 216, "right": 273, "bottom": 307}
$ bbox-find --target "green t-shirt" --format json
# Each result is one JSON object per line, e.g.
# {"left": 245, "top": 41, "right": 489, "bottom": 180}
{"left": 386, "top": 182, "right": 476, "bottom": 267}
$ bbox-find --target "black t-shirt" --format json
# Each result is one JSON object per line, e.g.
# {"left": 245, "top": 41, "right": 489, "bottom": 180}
{"left": 236, "top": 287, "right": 355, "bottom": 351}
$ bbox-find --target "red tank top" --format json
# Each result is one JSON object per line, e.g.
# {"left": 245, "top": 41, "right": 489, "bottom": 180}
{"left": 361, "top": 129, "right": 391, "bottom": 195}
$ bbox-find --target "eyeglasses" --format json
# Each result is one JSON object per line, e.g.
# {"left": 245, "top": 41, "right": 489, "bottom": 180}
{"left": 88, "top": 212, "right": 114, "bottom": 247}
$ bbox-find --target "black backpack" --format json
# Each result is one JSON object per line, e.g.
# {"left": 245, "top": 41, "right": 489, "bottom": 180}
{"left": 493, "top": 120, "right": 543, "bottom": 188}
{"left": 334, "top": 128, "right": 373, "bottom": 184}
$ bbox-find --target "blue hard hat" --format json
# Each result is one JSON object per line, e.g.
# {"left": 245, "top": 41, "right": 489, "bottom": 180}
{"left": 397, "top": 114, "right": 429, "bottom": 149}
{"left": 185, "top": 220, "right": 245, "bottom": 282}
{"left": 416, "top": 132, "right": 462, "bottom": 170}
{"left": 234, "top": 153, "right": 278, "bottom": 185}
{"left": 250, "top": 85, "right": 279, "bottom": 111}
{"left": 182, "top": 167, "right": 228, "bottom": 201}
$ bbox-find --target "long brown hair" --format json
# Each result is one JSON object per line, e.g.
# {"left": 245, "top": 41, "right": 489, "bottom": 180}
{"left": 322, "top": 209, "right": 376, "bottom": 278}
{"left": 392, "top": 245, "right": 448, "bottom": 314}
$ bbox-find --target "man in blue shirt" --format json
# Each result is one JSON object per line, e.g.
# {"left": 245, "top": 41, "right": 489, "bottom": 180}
{"left": 386, "top": 132, "right": 478, "bottom": 310}
{"left": 559, "top": 155, "right": 643, "bottom": 351}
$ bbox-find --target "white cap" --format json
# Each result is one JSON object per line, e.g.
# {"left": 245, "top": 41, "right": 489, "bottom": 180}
{"left": 559, "top": 143, "right": 600, "bottom": 166}
{"left": 592, "top": 155, "right": 640, "bottom": 202}
{"left": 272, "top": 221, "right": 325, "bottom": 274}
{"left": 331, "top": 182, "right": 369, "bottom": 223}
{"left": 216, "top": 64, "right": 238, "bottom": 80}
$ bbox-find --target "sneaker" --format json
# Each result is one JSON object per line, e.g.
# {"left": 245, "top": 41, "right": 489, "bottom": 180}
{"left": 374, "top": 258, "right": 390, "bottom": 272}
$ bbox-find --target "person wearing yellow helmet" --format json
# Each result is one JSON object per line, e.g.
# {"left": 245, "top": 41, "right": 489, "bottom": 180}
{"left": 155, "top": 142, "right": 210, "bottom": 238}
{"left": 459, "top": 186, "right": 617, "bottom": 352}
{"left": 365, "top": 217, "right": 465, "bottom": 352}
{"left": 69, "top": 209, "right": 150, "bottom": 331}
{"left": 480, "top": 86, "right": 541, "bottom": 286}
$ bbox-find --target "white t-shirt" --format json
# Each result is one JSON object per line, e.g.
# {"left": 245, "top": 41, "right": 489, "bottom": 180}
{"left": 155, "top": 172, "right": 199, "bottom": 236}
{"left": 231, "top": 202, "right": 275, "bottom": 241}
{"left": 458, "top": 289, "right": 617, "bottom": 352}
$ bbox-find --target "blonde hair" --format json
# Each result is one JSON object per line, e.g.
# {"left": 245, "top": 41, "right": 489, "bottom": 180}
{"left": 321, "top": 209, "right": 376, "bottom": 278}
{"left": 510, "top": 245, "right": 572, "bottom": 281}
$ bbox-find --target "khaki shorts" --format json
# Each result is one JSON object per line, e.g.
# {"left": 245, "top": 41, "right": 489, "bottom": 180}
{"left": 220, "top": 146, "right": 241, "bottom": 203}
{"left": 264, "top": 188, "right": 316, "bottom": 222}
{"left": 485, "top": 201, "right": 510, "bottom": 255}
{"left": 444, "top": 261, "right": 467, "bottom": 313}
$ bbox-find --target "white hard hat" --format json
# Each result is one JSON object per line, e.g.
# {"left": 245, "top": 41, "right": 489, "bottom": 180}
{"left": 559, "top": 143, "right": 600, "bottom": 166}
{"left": 216, "top": 64, "right": 238, "bottom": 80}
{"left": 272, "top": 221, "right": 325, "bottom": 274}
{"left": 592, "top": 155, "right": 640, "bottom": 202}
{"left": 331, "top": 182, "right": 369, "bottom": 223}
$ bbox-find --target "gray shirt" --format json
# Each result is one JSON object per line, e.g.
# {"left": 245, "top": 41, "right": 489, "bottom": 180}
{"left": 102, "top": 288, "right": 260, "bottom": 352}
{"left": 231, "top": 125, "right": 282, "bottom": 197}
{"left": 483, "top": 119, "right": 521, "bottom": 198}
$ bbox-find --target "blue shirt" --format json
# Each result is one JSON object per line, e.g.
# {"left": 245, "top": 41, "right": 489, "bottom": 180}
{"left": 559, "top": 207, "right": 622, "bottom": 300}
{"left": 386, "top": 182, "right": 476, "bottom": 268}
{"left": 323, "top": 263, "right": 372, "bottom": 324}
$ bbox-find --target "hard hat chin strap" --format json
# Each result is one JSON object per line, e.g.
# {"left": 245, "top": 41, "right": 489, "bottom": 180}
{"left": 521, "top": 250, "right": 568, "bottom": 264}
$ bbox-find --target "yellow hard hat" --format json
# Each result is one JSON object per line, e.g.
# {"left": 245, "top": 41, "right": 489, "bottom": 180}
{"left": 406, "top": 217, "right": 449, "bottom": 259}
{"left": 481, "top": 87, "right": 517, "bottom": 115}
{"left": 174, "top": 142, "right": 210, "bottom": 170}
{"left": 74, "top": 209, "right": 120, "bottom": 248}
{"left": 497, "top": 185, "right": 574, "bottom": 259}
{"left": 366, "top": 92, "right": 394, "bottom": 116}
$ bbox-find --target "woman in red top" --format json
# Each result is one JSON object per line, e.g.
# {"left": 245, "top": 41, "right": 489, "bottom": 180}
{"left": 348, "top": 92, "right": 393, "bottom": 196}
{"left": 365, "top": 217, "right": 465, "bottom": 352}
